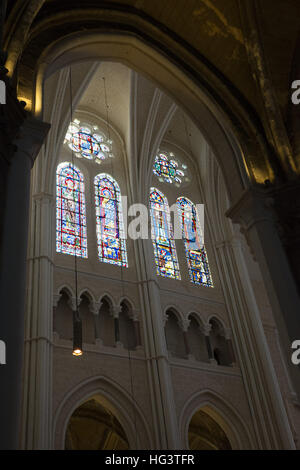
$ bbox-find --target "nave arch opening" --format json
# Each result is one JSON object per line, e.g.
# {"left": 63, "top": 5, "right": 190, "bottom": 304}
{"left": 64, "top": 394, "right": 129, "bottom": 450}
{"left": 1, "top": 5, "right": 300, "bottom": 451}
{"left": 188, "top": 406, "right": 232, "bottom": 451}
{"left": 18, "top": 35, "right": 298, "bottom": 452}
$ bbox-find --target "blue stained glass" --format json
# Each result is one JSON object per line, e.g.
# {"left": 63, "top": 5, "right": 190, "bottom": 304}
{"left": 153, "top": 152, "right": 186, "bottom": 185}
{"left": 72, "top": 131, "right": 100, "bottom": 159}
{"left": 177, "top": 197, "right": 213, "bottom": 287}
{"left": 94, "top": 173, "right": 127, "bottom": 267}
{"left": 64, "top": 122, "right": 114, "bottom": 163}
{"left": 56, "top": 162, "right": 88, "bottom": 258}
{"left": 150, "top": 188, "right": 180, "bottom": 279}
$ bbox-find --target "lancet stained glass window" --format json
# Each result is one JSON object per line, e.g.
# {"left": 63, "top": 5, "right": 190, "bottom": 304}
{"left": 150, "top": 188, "right": 180, "bottom": 279}
{"left": 177, "top": 197, "right": 213, "bottom": 287}
{"left": 94, "top": 173, "right": 127, "bottom": 267}
{"left": 56, "top": 162, "right": 87, "bottom": 258}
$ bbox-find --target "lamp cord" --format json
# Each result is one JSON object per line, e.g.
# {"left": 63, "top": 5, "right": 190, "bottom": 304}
{"left": 69, "top": 66, "right": 79, "bottom": 318}
{"left": 103, "top": 76, "right": 138, "bottom": 449}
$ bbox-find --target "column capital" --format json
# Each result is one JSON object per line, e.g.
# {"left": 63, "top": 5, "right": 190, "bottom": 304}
{"left": 68, "top": 297, "right": 77, "bottom": 312}
{"left": 226, "top": 187, "right": 276, "bottom": 231}
{"left": 227, "top": 184, "right": 300, "bottom": 399}
{"left": 226, "top": 187, "right": 276, "bottom": 260}
{"left": 90, "top": 301, "right": 101, "bottom": 315}
{"left": 53, "top": 294, "right": 61, "bottom": 308}
{"left": 215, "top": 235, "right": 243, "bottom": 250}
{"left": 162, "top": 313, "right": 169, "bottom": 327}
{"left": 130, "top": 309, "right": 140, "bottom": 321}
{"left": 111, "top": 305, "right": 121, "bottom": 318}
{"left": 200, "top": 323, "right": 212, "bottom": 336}
{"left": 0, "top": 71, "right": 26, "bottom": 168}
{"left": 179, "top": 318, "right": 190, "bottom": 332}
{"left": 14, "top": 116, "right": 50, "bottom": 167}
{"left": 32, "top": 192, "right": 54, "bottom": 204}
{"left": 224, "top": 328, "right": 232, "bottom": 340}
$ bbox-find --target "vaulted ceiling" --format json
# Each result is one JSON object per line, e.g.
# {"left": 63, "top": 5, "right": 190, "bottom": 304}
{"left": 4, "top": 0, "right": 299, "bottom": 120}
{"left": 43, "top": 59, "right": 204, "bottom": 189}
{"left": 3, "top": 0, "right": 300, "bottom": 183}
{"left": 73, "top": 61, "right": 206, "bottom": 182}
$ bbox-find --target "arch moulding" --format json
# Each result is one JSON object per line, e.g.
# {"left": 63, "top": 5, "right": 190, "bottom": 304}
{"left": 30, "top": 32, "right": 263, "bottom": 204}
{"left": 179, "top": 389, "right": 255, "bottom": 450}
{"left": 53, "top": 375, "right": 153, "bottom": 450}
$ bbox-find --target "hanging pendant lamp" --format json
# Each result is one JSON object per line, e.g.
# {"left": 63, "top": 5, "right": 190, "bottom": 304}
{"left": 72, "top": 311, "right": 83, "bottom": 356}
{"left": 69, "top": 65, "right": 83, "bottom": 357}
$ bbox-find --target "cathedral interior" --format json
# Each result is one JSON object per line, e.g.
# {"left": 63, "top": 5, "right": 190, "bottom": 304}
{"left": 0, "top": 0, "right": 300, "bottom": 450}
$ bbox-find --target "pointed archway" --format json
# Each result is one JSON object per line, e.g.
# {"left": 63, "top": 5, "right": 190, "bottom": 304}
{"left": 65, "top": 395, "right": 129, "bottom": 450}
{"left": 188, "top": 407, "right": 232, "bottom": 450}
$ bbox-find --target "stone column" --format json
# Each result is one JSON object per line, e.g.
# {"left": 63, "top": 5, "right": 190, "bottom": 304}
{"left": 131, "top": 309, "right": 142, "bottom": 348}
{"left": 215, "top": 230, "right": 295, "bottom": 449}
{"left": 141, "top": 274, "right": 181, "bottom": 449}
{"left": 224, "top": 328, "right": 236, "bottom": 366}
{"left": 179, "top": 318, "right": 191, "bottom": 358}
{"left": 52, "top": 294, "right": 61, "bottom": 340}
{"left": 201, "top": 324, "right": 216, "bottom": 364}
{"left": 21, "top": 192, "right": 54, "bottom": 450}
{"left": 69, "top": 296, "right": 77, "bottom": 312}
{"left": 91, "top": 301, "right": 101, "bottom": 341}
{"left": 227, "top": 187, "right": 300, "bottom": 398}
{"left": 112, "top": 306, "right": 121, "bottom": 346}
{"left": 0, "top": 116, "right": 49, "bottom": 449}
{"left": 0, "top": 66, "right": 26, "bottom": 266}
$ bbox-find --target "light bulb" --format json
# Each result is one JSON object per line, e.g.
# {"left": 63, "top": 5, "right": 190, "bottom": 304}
{"left": 72, "top": 348, "right": 83, "bottom": 357}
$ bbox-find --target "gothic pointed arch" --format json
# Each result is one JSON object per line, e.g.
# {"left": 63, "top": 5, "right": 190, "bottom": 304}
{"left": 149, "top": 187, "right": 180, "bottom": 279}
{"left": 56, "top": 162, "right": 87, "bottom": 258}
{"left": 53, "top": 289, "right": 73, "bottom": 341}
{"left": 179, "top": 389, "right": 254, "bottom": 450}
{"left": 78, "top": 292, "right": 96, "bottom": 345}
{"left": 177, "top": 197, "right": 213, "bottom": 287}
{"left": 94, "top": 173, "right": 127, "bottom": 267}
{"left": 53, "top": 375, "right": 153, "bottom": 449}
{"left": 164, "top": 308, "right": 186, "bottom": 359}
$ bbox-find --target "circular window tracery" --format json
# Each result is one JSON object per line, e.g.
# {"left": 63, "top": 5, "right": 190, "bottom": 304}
{"left": 153, "top": 151, "right": 188, "bottom": 186}
{"left": 64, "top": 119, "right": 114, "bottom": 163}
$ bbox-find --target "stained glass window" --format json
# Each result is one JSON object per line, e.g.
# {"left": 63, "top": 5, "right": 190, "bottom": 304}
{"left": 64, "top": 120, "right": 113, "bottom": 163}
{"left": 150, "top": 188, "right": 180, "bottom": 279}
{"left": 56, "top": 162, "right": 87, "bottom": 258}
{"left": 94, "top": 173, "right": 127, "bottom": 267}
{"left": 177, "top": 197, "right": 213, "bottom": 287}
{"left": 153, "top": 151, "right": 186, "bottom": 185}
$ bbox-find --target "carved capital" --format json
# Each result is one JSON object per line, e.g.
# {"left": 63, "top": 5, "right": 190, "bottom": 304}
{"left": 90, "top": 302, "right": 101, "bottom": 315}
{"left": 14, "top": 116, "right": 50, "bottom": 167}
{"left": 179, "top": 318, "right": 190, "bottom": 332}
{"left": 224, "top": 328, "right": 232, "bottom": 340}
{"left": 0, "top": 69, "right": 26, "bottom": 167}
{"left": 162, "top": 313, "right": 169, "bottom": 327}
{"left": 68, "top": 297, "right": 77, "bottom": 312}
{"left": 226, "top": 187, "right": 276, "bottom": 233}
{"left": 130, "top": 309, "right": 140, "bottom": 321}
{"left": 226, "top": 187, "right": 277, "bottom": 259}
{"left": 111, "top": 305, "right": 121, "bottom": 318}
{"left": 200, "top": 323, "right": 212, "bottom": 336}
{"left": 33, "top": 192, "right": 54, "bottom": 204}
{"left": 53, "top": 294, "right": 61, "bottom": 308}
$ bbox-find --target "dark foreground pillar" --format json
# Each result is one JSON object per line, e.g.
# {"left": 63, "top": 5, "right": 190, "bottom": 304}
{"left": 0, "top": 116, "right": 49, "bottom": 449}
